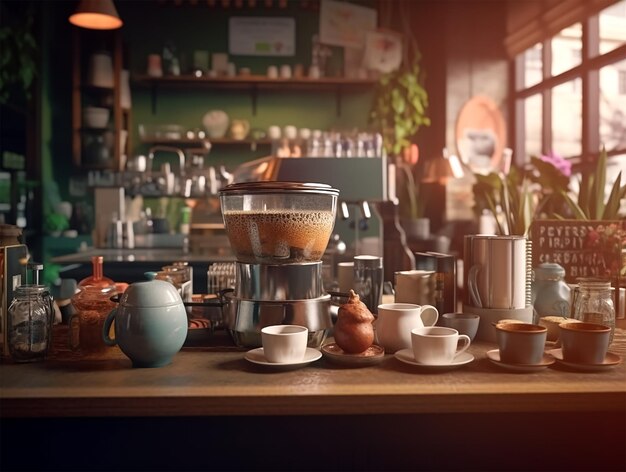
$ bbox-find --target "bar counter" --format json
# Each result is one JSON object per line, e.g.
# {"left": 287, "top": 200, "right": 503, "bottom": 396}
{"left": 1, "top": 331, "right": 625, "bottom": 470}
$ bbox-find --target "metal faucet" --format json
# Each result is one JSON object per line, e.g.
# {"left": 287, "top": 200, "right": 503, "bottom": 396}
{"left": 147, "top": 145, "right": 186, "bottom": 178}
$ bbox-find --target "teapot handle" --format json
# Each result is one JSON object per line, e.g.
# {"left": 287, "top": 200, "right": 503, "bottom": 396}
{"left": 419, "top": 305, "right": 439, "bottom": 327}
{"left": 102, "top": 308, "right": 118, "bottom": 347}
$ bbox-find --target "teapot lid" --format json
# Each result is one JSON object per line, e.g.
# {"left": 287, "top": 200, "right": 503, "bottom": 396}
{"left": 119, "top": 280, "right": 182, "bottom": 308}
{"left": 535, "top": 263, "right": 565, "bottom": 279}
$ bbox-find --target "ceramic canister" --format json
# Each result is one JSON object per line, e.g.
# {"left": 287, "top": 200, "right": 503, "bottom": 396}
{"left": 103, "top": 280, "right": 188, "bottom": 368}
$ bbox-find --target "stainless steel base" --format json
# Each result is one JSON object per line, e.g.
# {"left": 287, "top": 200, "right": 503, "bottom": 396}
{"left": 223, "top": 292, "right": 332, "bottom": 348}
{"left": 234, "top": 261, "right": 323, "bottom": 301}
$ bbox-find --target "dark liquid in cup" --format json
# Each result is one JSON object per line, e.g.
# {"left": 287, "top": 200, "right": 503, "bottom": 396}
{"left": 223, "top": 209, "right": 335, "bottom": 263}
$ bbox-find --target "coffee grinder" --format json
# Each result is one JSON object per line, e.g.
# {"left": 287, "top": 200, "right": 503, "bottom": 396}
{"left": 218, "top": 182, "right": 339, "bottom": 348}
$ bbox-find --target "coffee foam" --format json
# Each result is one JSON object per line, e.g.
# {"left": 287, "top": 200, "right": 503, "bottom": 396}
{"left": 223, "top": 209, "right": 335, "bottom": 263}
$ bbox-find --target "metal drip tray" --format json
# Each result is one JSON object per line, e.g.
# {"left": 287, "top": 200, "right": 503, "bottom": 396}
{"left": 235, "top": 261, "right": 323, "bottom": 301}
{"left": 223, "top": 292, "right": 332, "bottom": 348}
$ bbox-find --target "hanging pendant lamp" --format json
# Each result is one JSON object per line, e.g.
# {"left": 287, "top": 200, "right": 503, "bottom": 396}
{"left": 69, "top": 0, "right": 123, "bottom": 30}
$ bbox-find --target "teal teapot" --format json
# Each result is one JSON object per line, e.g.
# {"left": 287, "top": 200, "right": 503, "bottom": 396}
{"left": 531, "top": 263, "right": 571, "bottom": 322}
{"left": 103, "top": 280, "right": 188, "bottom": 368}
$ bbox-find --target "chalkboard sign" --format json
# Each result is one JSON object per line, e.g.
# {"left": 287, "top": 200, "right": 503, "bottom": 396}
{"left": 530, "top": 220, "right": 625, "bottom": 283}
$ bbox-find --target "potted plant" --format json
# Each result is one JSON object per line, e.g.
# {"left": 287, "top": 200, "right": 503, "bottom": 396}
{"left": 369, "top": 60, "right": 430, "bottom": 158}
{"left": 369, "top": 49, "right": 431, "bottom": 239}
{"left": 44, "top": 213, "right": 69, "bottom": 237}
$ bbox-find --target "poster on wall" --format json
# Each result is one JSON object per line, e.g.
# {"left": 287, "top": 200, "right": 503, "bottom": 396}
{"left": 229, "top": 17, "right": 295, "bottom": 56}
{"left": 319, "top": 0, "right": 377, "bottom": 49}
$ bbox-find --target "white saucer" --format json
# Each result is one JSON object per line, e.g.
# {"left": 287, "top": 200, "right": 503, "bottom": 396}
{"left": 547, "top": 348, "right": 622, "bottom": 372}
{"left": 394, "top": 349, "right": 474, "bottom": 371}
{"left": 244, "top": 347, "right": 322, "bottom": 368}
{"left": 486, "top": 349, "right": 555, "bottom": 372}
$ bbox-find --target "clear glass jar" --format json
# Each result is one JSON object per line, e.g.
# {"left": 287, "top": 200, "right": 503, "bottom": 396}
{"left": 573, "top": 278, "right": 615, "bottom": 343}
{"left": 8, "top": 285, "right": 54, "bottom": 362}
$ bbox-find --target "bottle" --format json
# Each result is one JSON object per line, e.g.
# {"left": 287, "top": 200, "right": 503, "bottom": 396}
{"left": 573, "top": 277, "right": 616, "bottom": 343}
{"left": 7, "top": 263, "right": 54, "bottom": 362}
{"left": 78, "top": 256, "right": 114, "bottom": 288}
{"left": 532, "top": 263, "right": 571, "bottom": 323}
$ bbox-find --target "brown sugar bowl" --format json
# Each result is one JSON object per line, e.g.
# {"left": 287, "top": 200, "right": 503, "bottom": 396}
{"left": 333, "top": 290, "right": 375, "bottom": 354}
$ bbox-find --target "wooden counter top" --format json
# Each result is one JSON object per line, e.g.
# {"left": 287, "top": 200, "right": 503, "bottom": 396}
{"left": 2, "top": 331, "right": 625, "bottom": 418}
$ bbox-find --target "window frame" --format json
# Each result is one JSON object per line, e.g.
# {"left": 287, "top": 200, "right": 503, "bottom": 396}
{"left": 511, "top": 9, "right": 626, "bottom": 166}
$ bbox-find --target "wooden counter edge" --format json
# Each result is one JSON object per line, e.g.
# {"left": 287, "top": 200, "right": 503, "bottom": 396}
{"left": 2, "top": 391, "right": 625, "bottom": 418}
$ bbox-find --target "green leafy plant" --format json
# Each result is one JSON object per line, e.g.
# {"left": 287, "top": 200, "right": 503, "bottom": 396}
{"left": 44, "top": 213, "right": 69, "bottom": 235}
{"left": 560, "top": 147, "right": 626, "bottom": 220}
{"left": 473, "top": 167, "right": 534, "bottom": 236}
{"left": 369, "top": 61, "right": 430, "bottom": 157}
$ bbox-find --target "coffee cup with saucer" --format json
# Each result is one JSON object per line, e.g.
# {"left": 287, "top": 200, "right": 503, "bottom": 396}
{"left": 394, "top": 326, "right": 474, "bottom": 371}
{"left": 488, "top": 322, "right": 554, "bottom": 372}
{"left": 245, "top": 325, "right": 322, "bottom": 369}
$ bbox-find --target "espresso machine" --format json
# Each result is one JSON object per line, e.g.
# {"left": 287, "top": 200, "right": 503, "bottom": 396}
{"left": 218, "top": 181, "right": 339, "bottom": 348}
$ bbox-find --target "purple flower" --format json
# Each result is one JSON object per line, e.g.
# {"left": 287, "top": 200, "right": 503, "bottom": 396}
{"left": 540, "top": 151, "right": 572, "bottom": 177}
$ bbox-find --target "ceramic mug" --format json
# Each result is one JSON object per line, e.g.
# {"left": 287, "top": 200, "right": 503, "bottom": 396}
{"left": 559, "top": 322, "right": 611, "bottom": 364}
{"left": 411, "top": 326, "right": 471, "bottom": 365}
{"left": 375, "top": 303, "right": 439, "bottom": 353}
{"left": 495, "top": 322, "right": 547, "bottom": 365}
{"left": 261, "top": 325, "right": 308, "bottom": 363}
{"left": 102, "top": 280, "right": 188, "bottom": 368}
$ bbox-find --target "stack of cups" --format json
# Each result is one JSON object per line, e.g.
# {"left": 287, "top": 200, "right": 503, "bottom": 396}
{"left": 463, "top": 235, "right": 534, "bottom": 342}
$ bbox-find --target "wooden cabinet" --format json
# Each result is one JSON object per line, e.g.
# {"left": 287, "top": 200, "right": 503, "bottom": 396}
{"left": 72, "top": 28, "right": 131, "bottom": 171}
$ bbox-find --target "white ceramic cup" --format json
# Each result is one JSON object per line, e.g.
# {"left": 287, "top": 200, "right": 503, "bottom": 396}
{"left": 280, "top": 64, "right": 292, "bottom": 79}
{"left": 283, "top": 125, "right": 298, "bottom": 140}
{"left": 394, "top": 270, "right": 435, "bottom": 305}
{"left": 411, "top": 326, "right": 471, "bottom": 365}
{"left": 267, "top": 65, "right": 279, "bottom": 79}
{"left": 337, "top": 261, "right": 354, "bottom": 293}
{"left": 261, "top": 325, "right": 308, "bottom": 363}
{"left": 268, "top": 125, "right": 281, "bottom": 140}
{"left": 375, "top": 303, "right": 439, "bottom": 353}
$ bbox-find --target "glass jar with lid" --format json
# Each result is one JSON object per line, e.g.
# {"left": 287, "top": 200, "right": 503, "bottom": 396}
{"left": 7, "top": 264, "right": 54, "bottom": 362}
{"left": 572, "top": 277, "right": 615, "bottom": 343}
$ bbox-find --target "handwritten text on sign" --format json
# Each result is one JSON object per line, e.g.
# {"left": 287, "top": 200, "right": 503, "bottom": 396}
{"left": 531, "top": 220, "right": 624, "bottom": 282}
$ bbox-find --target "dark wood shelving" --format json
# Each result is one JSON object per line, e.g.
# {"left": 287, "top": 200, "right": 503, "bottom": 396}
{"left": 132, "top": 74, "right": 377, "bottom": 116}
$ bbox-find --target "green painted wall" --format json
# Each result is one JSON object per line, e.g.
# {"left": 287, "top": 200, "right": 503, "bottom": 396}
{"left": 39, "top": 1, "right": 378, "bottom": 282}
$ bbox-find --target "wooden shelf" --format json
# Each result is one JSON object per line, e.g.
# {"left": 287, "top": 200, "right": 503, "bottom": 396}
{"left": 133, "top": 74, "right": 376, "bottom": 116}
{"left": 140, "top": 137, "right": 272, "bottom": 146}
{"left": 133, "top": 74, "right": 376, "bottom": 87}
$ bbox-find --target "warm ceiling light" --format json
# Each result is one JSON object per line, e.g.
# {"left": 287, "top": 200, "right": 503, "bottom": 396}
{"left": 69, "top": 0, "right": 123, "bottom": 30}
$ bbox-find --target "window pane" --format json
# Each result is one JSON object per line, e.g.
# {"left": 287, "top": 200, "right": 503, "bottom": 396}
{"left": 523, "top": 43, "right": 542, "bottom": 88}
{"left": 552, "top": 79, "right": 582, "bottom": 157}
{"left": 525, "top": 94, "right": 542, "bottom": 157}
{"left": 599, "top": 0, "right": 626, "bottom": 55}
{"left": 551, "top": 23, "right": 582, "bottom": 77}
{"left": 600, "top": 59, "right": 626, "bottom": 151}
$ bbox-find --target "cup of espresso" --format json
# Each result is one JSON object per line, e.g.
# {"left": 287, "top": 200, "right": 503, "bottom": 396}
{"left": 261, "top": 325, "right": 308, "bottom": 363}
{"left": 411, "top": 326, "right": 471, "bottom": 365}
{"left": 559, "top": 322, "right": 611, "bottom": 364}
